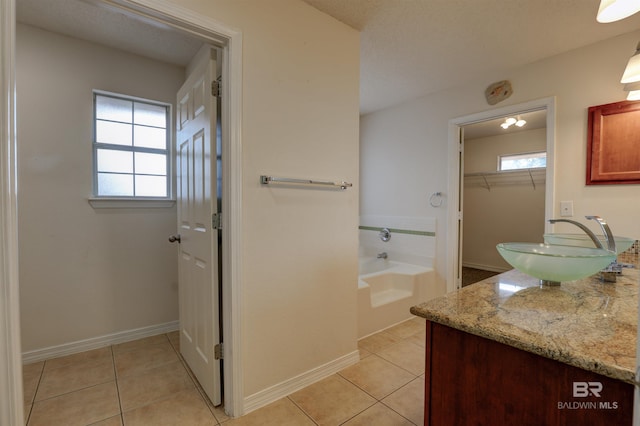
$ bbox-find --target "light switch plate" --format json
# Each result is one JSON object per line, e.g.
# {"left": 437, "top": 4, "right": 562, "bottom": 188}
{"left": 560, "top": 201, "right": 573, "bottom": 217}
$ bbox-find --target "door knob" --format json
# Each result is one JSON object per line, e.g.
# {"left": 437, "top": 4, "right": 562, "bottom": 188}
{"left": 168, "top": 234, "right": 181, "bottom": 243}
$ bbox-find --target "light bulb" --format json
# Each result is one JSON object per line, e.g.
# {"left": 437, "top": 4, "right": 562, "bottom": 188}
{"left": 515, "top": 119, "right": 526, "bottom": 127}
{"left": 505, "top": 117, "right": 517, "bottom": 125}
{"left": 597, "top": 0, "right": 640, "bottom": 23}
{"left": 501, "top": 122, "right": 510, "bottom": 129}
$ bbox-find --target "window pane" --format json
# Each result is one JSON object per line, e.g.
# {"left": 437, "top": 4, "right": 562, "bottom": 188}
{"left": 134, "top": 102, "right": 166, "bottom": 127}
{"left": 134, "top": 125, "right": 166, "bottom": 149}
{"left": 500, "top": 152, "right": 546, "bottom": 171}
{"left": 97, "top": 149, "right": 133, "bottom": 173}
{"left": 135, "top": 175, "right": 167, "bottom": 197}
{"left": 98, "top": 173, "right": 133, "bottom": 196}
{"left": 96, "top": 96, "right": 132, "bottom": 123}
{"left": 96, "top": 120, "right": 132, "bottom": 146}
{"left": 135, "top": 152, "right": 166, "bottom": 175}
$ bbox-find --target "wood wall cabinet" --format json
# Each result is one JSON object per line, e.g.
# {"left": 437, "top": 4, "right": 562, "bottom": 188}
{"left": 424, "top": 321, "right": 634, "bottom": 425}
{"left": 587, "top": 100, "right": 640, "bottom": 185}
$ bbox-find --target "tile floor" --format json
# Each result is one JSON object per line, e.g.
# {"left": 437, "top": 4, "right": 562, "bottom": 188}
{"left": 23, "top": 317, "right": 426, "bottom": 425}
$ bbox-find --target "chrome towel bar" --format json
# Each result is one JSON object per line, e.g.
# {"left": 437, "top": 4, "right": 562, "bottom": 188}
{"left": 260, "top": 175, "right": 352, "bottom": 190}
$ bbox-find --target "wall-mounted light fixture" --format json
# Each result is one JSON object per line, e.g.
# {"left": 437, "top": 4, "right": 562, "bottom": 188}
{"left": 597, "top": 0, "right": 640, "bottom": 23}
{"left": 597, "top": 1, "right": 640, "bottom": 99}
{"left": 500, "top": 116, "right": 526, "bottom": 130}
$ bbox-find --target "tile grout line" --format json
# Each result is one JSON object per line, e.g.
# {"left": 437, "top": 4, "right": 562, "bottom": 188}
{"left": 285, "top": 395, "right": 320, "bottom": 425}
{"left": 110, "top": 344, "right": 126, "bottom": 426}
{"left": 24, "top": 361, "right": 45, "bottom": 426}
{"left": 166, "top": 332, "right": 222, "bottom": 425}
{"left": 377, "top": 377, "right": 424, "bottom": 426}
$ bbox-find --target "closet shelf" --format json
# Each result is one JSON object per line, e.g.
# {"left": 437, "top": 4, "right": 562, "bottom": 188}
{"left": 464, "top": 167, "right": 546, "bottom": 191}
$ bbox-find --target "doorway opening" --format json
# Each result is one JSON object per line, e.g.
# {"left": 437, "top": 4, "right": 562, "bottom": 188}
{"left": 446, "top": 97, "right": 556, "bottom": 292}
{"left": 3, "top": 0, "right": 244, "bottom": 422}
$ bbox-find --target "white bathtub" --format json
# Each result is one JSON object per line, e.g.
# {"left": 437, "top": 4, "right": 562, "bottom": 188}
{"left": 358, "top": 257, "right": 440, "bottom": 338}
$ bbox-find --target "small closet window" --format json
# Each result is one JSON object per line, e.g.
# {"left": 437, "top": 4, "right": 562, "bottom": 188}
{"left": 499, "top": 151, "right": 546, "bottom": 171}
{"left": 92, "top": 91, "right": 170, "bottom": 198}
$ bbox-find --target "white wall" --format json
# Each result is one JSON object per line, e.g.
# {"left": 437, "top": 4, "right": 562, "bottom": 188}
{"left": 463, "top": 129, "right": 546, "bottom": 271}
{"left": 360, "top": 30, "right": 640, "bottom": 287}
{"left": 16, "top": 24, "right": 184, "bottom": 351}
{"left": 170, "top": 0, "right": 360, "bottom": 399}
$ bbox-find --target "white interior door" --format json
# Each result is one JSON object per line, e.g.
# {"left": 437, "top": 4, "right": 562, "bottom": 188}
{"left": 175, "top": 46, "right": 221, "bottom": 405}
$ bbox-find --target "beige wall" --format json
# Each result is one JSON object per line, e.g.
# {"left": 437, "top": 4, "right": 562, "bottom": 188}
{"left": 16, "top": 24, "right": 184, "bottom": 351}
{"left": 361, "top": 30, "right": 640, "bottom": 284}
{"left": 169, "top": 0, "right": 361, "bottom": 398}
{"left": 463, "top": 129, "right": 546, "bottom": 271}
{"left": 18, "top": 0, "right": 360, "bottom": 404}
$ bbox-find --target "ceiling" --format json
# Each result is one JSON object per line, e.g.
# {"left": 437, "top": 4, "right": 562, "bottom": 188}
{"left": 463, "top": 109, "right": 546, "bottom": 140}
{"left": 16, "top": 0, "right": 640, "bottom": 117}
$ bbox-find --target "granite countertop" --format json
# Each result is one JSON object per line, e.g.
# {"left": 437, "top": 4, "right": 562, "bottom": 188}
{"left": 410, "top": 253, "right": 639, "bottom": 385}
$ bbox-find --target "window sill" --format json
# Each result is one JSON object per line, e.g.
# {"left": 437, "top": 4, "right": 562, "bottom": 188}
{"left": 88, "top": 198, "right": 176, "bottom": 209}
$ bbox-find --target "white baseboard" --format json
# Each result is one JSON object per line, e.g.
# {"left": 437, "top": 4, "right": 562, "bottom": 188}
{"left": 243, "top": 350, "right": 360, "bottom": 414}
{"left": 22, "top": 321, "right": 179, "bottom": 364}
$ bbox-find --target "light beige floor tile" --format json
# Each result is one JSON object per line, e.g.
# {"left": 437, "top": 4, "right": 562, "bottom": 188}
{"left": 339, "top": 355, "right": 415, "bottom": 399}
{"left": 28, "top": 381, "right": 120, "bottom": 426}
{"left": 24, "top": 403, "right": 32, "bottom": 425}
{"left": 35, "top": 356, "right": 115, "bottom": 401}
{"left": 358, "top": 348, "right": 372, "bottom": 360}
{"left": 89, "top": 415, "right": 123, "bottom": 425}
{"left": 44, "top": 347, "right": 112, "bottom": 371}
{"left": 23, "top": 362, "right": 44, "bottom": 404}
{"left": 122, "top": 388, "right": 217, "bottom": 426}
{"left": 212, "top": 405, "right": 231, "bottom": 424}
{"left": 357, "top": 332, "right": 400, "bottom": 354}
{"left": 382, "top": 377, "right": 425, "bottom": 426}
{"left": 112, "top": 334, "right": 169, "bottom": 354}
{"left": 342, "top": 402, "right": 414, "bottom": 426}
{"left": 167, "top": 331, "right": 180, "bottom": 352}
{"left": 289, "top": 374, "right": 376, "bottom": 425}
{"left": 118, "top": 360, "right": 195, "bottom": 411}
{"left": 114, "top": 341, "right": 179, "bottom": 377}
{"left": 224, "top": 398, "right": 314, "bottom": 426}
{"left": 405, "top": 328, "right": 426, "bottom": 348}
{"left": 377, "top": 340, "right": 425, "bottom": 376}
{"left": 384, "top": 320, "right": 425, "bottom": 340}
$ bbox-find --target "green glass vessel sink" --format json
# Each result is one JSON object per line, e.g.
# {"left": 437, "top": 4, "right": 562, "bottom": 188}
{"left": 543, "top": 233, "right": 634, "bottom": 254}
{"left": 496, "top": 243, "right": 617, "bottom": 284}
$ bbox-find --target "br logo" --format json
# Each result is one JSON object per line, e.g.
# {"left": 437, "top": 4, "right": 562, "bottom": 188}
{"left": 573, "top": 382, "right": 603, "bottom": 397}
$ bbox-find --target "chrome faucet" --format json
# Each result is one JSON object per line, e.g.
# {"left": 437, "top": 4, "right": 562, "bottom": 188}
{"left": 585, "top": 215, "right": 616, "bottom": 253}
{"left": 547, "top": 218, "right": 604, "bottom": 249}
{"left": 377, "top": 252, "right": 388, "bottom": 259}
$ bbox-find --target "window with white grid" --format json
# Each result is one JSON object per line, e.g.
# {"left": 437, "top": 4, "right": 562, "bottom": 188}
{"left": 93, "top": 92, "right": 170, "bottom": 198}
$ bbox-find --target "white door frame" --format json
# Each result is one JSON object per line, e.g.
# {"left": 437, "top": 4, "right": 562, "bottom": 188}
{"left": 446, "top": 97, "right": 556, "bottom": 293}
{"left": 0, "top": 0, "right": 245, "bottom": 422}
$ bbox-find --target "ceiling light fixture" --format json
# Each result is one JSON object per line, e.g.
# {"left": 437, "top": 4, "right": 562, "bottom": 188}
{"left": 621, "top": 42, "right": 640, "bottom": 84}
{"left": 597, "top": 0, "right": 640, "bottom": 23}
{"left": 501, "top": 116, "right": 526, "bottom": 130}
{"left": 623, "top": 81, "right": 640, "bottom": 100}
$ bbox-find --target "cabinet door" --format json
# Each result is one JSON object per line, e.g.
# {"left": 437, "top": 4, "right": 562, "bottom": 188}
{"left": 424, "top": 321, "right": 633, "bottom": 425}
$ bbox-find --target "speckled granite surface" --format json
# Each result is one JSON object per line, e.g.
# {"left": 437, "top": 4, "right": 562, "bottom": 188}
{"left": 411, "top": 260, "right": 638, "bottom": 384}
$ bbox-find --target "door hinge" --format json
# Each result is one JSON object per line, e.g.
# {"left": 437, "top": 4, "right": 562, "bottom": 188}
{"left": 212, "top": 212, "right": 222, "bottom": 230}
{"left": 214, "top": 343, "right": 224, "bottom": 360}
{"left": 211, "top": 78, "right": 221, "bottom": 97}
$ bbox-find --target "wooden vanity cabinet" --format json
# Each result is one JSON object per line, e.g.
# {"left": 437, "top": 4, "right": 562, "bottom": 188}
{"left": 423, "top": 321, "right": 634, "bottom": 425}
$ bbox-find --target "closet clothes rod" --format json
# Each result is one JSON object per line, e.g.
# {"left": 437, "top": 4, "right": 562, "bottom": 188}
{"left": 260, "top": 175, "right": 353, "bottom": 190}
